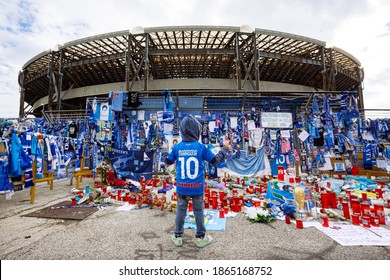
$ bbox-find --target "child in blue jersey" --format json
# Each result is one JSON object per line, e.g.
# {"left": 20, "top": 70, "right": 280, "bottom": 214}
{"left": 165, "top": 115, "right": 231, "bottom": 248}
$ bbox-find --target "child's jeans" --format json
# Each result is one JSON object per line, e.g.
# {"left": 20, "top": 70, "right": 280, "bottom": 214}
{"left": 174, "top": 194, "right": 206, "bottom": 238}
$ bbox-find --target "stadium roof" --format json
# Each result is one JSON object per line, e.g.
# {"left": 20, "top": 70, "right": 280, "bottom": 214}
{"left": 19, "top": 25, "right": 363, "bottom": 115}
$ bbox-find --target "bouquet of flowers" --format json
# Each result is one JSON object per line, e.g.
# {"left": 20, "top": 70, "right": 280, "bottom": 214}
{"left": 244, "top": 206, "right": 276, "bottom": 223}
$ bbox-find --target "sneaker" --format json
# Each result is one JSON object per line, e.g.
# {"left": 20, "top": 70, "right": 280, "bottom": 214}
{"left": 171, "top": 235, "right": 183, "bottom": 247}
{"left": 196, "top": 235, "right": 213, "bottom": 248}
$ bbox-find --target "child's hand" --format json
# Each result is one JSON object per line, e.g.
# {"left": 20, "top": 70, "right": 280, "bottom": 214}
{"left": 223, "top": 139, "right": 232, "bottom": 151}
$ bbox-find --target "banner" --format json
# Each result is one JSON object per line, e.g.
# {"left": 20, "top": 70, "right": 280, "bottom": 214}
{"left": 108, "top": 148, "right": 154, "bottom": 181}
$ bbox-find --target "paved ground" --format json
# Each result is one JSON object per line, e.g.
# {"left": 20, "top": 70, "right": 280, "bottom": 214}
{"left": 1, "top": 178, "right": 390, "bottom": 260}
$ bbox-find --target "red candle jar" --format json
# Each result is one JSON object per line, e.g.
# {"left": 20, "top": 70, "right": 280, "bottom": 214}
{"left": 296, "top": 219, "right": 303, "bottom": 229}
{"left": 295, "top": 177, "right": 301, "bottom": 184}
{"left": 360, "top": 202, "right": 370, "bottom": 216}
{"left": 289, "top": 177, "right": 295, "bottom": 184}
{"left": 222, "top": 198, "right": 228, "bottom": 208}
{"left": 253, "top": 198, "right": 261, "bottom": 207}
{"left": 329, "top": 191, "right": 337, "bottom": 208}
{"left": 342, "top": 201, "right": 351, "bottom": 219}
{"left": 277, "top": 166, "right": 285, "bottom": 181}
{"left": 204, "top": 200, "right": 210, "bottom": 209}
{"left": 351, "top": 199, "right": 361, "bottom": 214}
{"left": 314, "top": 183, "right": 319, "bottom": 193}
{"left": 373, "top": 204, "right": 384, "bottom": 216}
{"left": 212, "top": 197, "right": 218, "bottom": 209}
{"left": 361, "top": 192, "right": 368, "bottom": 201}
{"left": 117, "top": 190, "right": 122, "bottom": 201}
{"left": 236, "top": 177, "right": 240, "bottom": 184}
{"left": 321, "top": 215, "right": 329, "bottom": 227}
{"left": 370, "top": 216, "right": 380, "bottom": 227}
{"left": 285, "top": 215, "right": 291, "bottom": 224}
{"left": 321, "top": 192, "right": 329, "bottom": 209}
{"left": 188, "top": 201, "right": 193, "bottom": 212}
{"left": 94, "top": 180, "right": 99, "bottom": 188}
{"left": 375, "top": 188, "right": 383, "bottom": 199}
{"left": 219, "top": 190, "right": 225, "bottom": 201}
{"left": 219, "top": 208, "right": 225, "bottom": 218}
{"left": 211, "top": 191, "right": 217, "bottom": 197}
{"left": 232, "top": 189, "right": 238, "bottom": 197}
{"left": 351, "top": 214, "right": 360, "bottom": 225}
{"left": 130, "top": 196, "right": 136, "bottom": 204}
{"left": 362, "top": 216, "right": 371, "bottom": 228}
{"left": 71, "top": 198, "right": 76, "bottom": 205}
{"left": 378, "top": 212, "right": 386, "bottom": 225}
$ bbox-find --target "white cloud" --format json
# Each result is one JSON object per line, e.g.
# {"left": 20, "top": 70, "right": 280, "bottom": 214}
{"left": 1, "top": 0, "right": 390, "bottom": 118}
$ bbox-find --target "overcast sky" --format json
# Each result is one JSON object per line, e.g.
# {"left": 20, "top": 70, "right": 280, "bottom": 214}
{"left": 1, "top": 0, "right": 390, "bottom": 118}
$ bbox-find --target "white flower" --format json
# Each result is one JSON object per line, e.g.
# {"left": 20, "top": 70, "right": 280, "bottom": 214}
{"left": 244, "top": 206, "right": 269, "bottom": 219}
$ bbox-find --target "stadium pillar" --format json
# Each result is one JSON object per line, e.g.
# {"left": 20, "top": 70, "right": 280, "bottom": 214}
{"left": 18, "top": 70, "right": 25, "bottom": 118}
{"left": 357, "top": 66, "right": 365, "bottom": 117}
{"left": 47, "top": 53, "right": 55, "bottom": 111}
{"left": 125, "top": 34, "right": 131, "bottom": 92}
{"left": 235, "top": 33, "right": 241, "bottom": 90}
{"left": 143, "top": 35, "right": 149, "bottom": 91}
{"left": 253, "top": 34, "right": 260, "bottom": 91}
{"left": 57, "top": 50, "right": 63, "bottom": 111}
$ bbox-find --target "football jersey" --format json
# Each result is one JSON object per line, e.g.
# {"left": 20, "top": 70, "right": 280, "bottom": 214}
{"left": 167, "top": 141, "right": 215, "bottom": 196}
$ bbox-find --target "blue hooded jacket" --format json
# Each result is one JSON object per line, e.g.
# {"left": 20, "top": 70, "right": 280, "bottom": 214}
{"left": 165, "top": 115, "right": 228, "bottom": 196}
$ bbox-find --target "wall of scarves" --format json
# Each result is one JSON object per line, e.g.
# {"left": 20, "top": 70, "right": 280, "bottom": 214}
{"left": 2, "top": 90, "right": 390, "bottom": 193}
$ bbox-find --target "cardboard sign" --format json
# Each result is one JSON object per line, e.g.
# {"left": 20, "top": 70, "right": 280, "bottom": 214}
{"left": 261, "top": 112, "right": 293, "bottom": 128}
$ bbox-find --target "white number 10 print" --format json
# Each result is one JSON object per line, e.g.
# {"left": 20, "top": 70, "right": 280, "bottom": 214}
{"left": 178, "top": 156, "right": 199, "bottom": 179}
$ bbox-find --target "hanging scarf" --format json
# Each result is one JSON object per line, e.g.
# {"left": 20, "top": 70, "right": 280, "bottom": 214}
{"left": 363, "top": 143, "right": 373, "bottom": 170}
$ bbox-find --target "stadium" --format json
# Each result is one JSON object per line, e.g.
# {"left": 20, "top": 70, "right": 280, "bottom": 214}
{"left": 18, "top": 25, "right": 364, "bottom": 118}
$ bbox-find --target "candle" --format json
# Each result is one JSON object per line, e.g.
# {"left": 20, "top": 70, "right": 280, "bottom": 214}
{"left": 351, "top": 199, "right": 361, "bottom": 214}
{"left": 375, "top": 188, "right": 383, "bottom": 199}
{"left": 188, "top": 201, "right": 193, "bottom": 212}
{"left": 212, "top": 197, "right": 218, "bottom": 209}
{"left": 321, "top": 216, "right": 329, "bottom": 227}
{"left": 329, "top": 191, "right": 337, "bottom": 208}
{"left": 360, "top": 202, "right": 370, "bottom": 216}
{"left": 351, "top": 214, "right": 360, "bottom": 226}
{"left": 373, "top": 204, "right": 384, "bottom": 216}
{"left": 296, "top": 219, "right": 303, "bottom": 229}
{"left": 321, "top": 192, "right": 329, "bottom": 209}
{"left": 219, "top": 190, "right": 225, "bottom": 201}
{"left": 342, "top": 201, "right": 351, "bottom": 219}
{"left": 378, "top": 212, "right": 386, "bottom": 225}
{"left": 285, "top": 215, "right": 291, "bottom": 224}
{"left": 219, "top": 208, "right": 225, "bottom": 218}
{"left": 370, "top": 216, "right": 379, "bottom": 227}
{"left": 362, "top": 216, "right": 371, "bottom": 228}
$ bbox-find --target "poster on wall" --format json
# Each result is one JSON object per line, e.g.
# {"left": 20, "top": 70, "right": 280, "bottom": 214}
{"left": 96, "top": 120, "right": 112, "bottom": 141}
{"left": 261, "top": 112, "right": 293, "bottom": 128}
